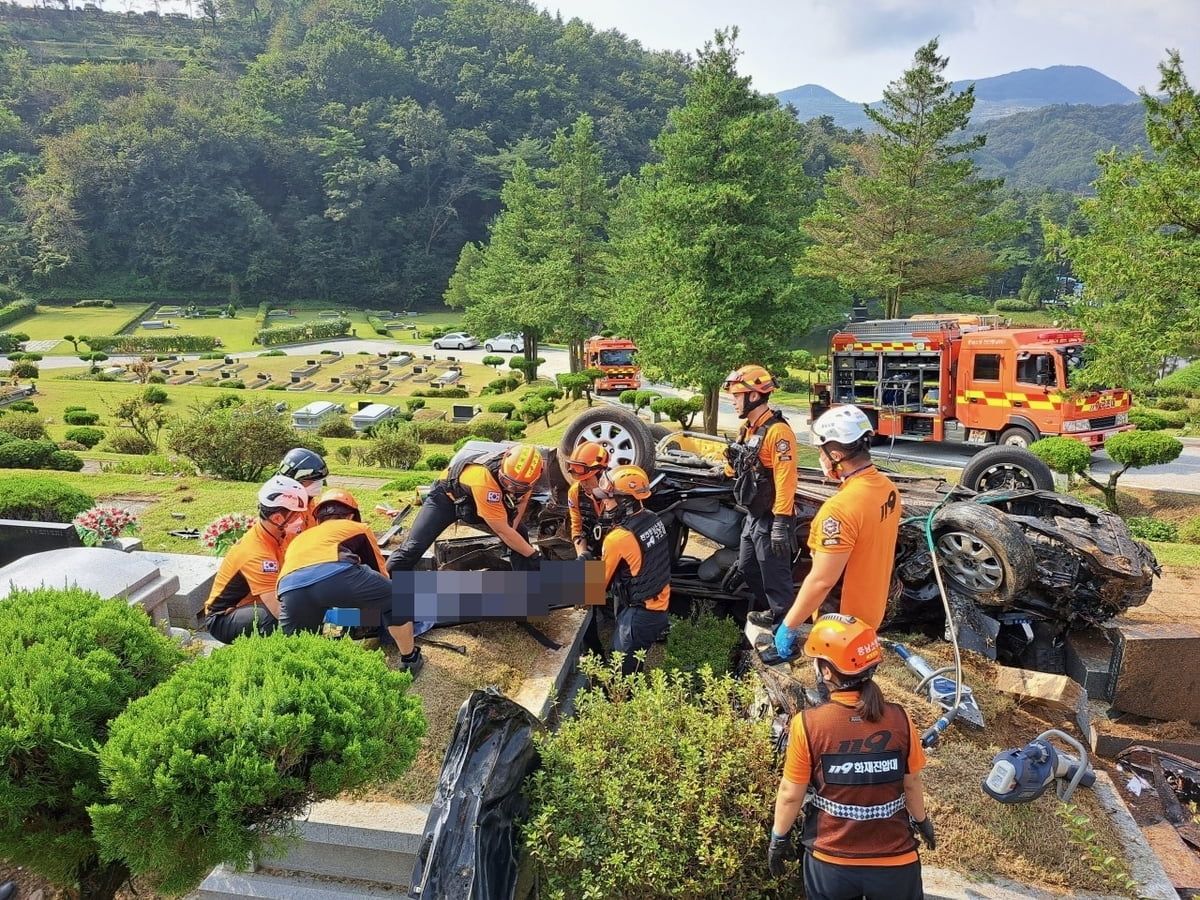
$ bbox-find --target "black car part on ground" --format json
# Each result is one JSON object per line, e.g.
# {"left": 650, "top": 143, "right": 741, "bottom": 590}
{"left": 407, "top": 688, "right": 543, "bottom": 900}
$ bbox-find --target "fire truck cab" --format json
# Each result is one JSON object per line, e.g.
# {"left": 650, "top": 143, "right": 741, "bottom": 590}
{"left": 584, "top": 335, "right": 641, "bottom": 393}
{"left": 812, "top": 315, "right": 1132, "bottom": 449}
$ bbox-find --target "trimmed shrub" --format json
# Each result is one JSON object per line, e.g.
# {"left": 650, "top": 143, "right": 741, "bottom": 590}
{"left": 663, "top": 611, "right": 742, "bottom": 678}
{"left": 65, "top": 410, "right": 101, "bottom": 426}
{"left": 487, "top": 401, "right": 516, "bottom": 416}
{"left": 6, "top": 400, "right": 37, "bottom": 413}
{"left": 1125, "top": 516, "right": 1179, "bottom": 543}
{"left": 0, "top": 476, "right": 94, "bottom": 521}
{"left": 65, "top": 426, "right": 106, "bottom": 449}
{"left": 1156, "top": 361, "right": 1200, "bottom": 398}
{"left": 1030, "top": 436, "right": 1092, "bottom": 480}
{"left": 363, "top": 423, "right": 422, "bottom": 469}
{"left": 778, "top": 376, "right": 809, "bottom": 394}
{"left": 317, "top": 418, "right": 356, "bottom": 439}
{"left": 90, "top": 632, "right": 425, "bottom": 896}
{"left": 411, "top": 420, "right": 471, "bottom": 444}
{"left": 142, "top": 385, "right": 168, "bottom": 404}
{"left": 57, "top": 440, "right": 88, "bottom": 452}
{"left": 147, "top": 373, "right": 167, "bottom": 384}
{"left": 470, "top": 419, "right": 513, "bottom": 442}
{"left": 505, "top": 420, "right": 527, "bottom": 439}
{"left": 1154, "top": 396, "right": 1190, "bottom": 412}
{"left": 0, "top": 438, "right": 55, "bottom": 468}
{"left": 424, "top": 452, "right": 451, "bottom": 471}
{"left": 0, "top": 587, "right": 186, "bottom": 895}
{"left": 0, "top": 410, "right": 47, "bottom": 440}
{"left": 994, "top": 298, "right": 1038, "bottom": 312}
{"left": 524, "top": 660, "right": 786, "bottom": 899}
{"left": 47, "top": 450, "right": 84, "bottom": 471}
{"left": 1129, "top": 409, "right": 1167, "bottom": 431}
{"left": 412, "top": 387, "right": 469, "bottom": 399}
{"left": 405, "top": 398, "right": 426, "bottom": 412}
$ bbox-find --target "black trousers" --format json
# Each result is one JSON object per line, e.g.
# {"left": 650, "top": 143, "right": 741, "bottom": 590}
{"left": 611, "top": 605, "right": 669, "bottom": 676}
{"left": 737, "top": 512, "right": 795, "bottom": 620}
{"left": 803, "top": 851, "right": 924, "bottom": 900}
{"left": 386, "top": 484, "right": 535, "bottom": 573}
{"left": 278, "top": 565, "right": 393, "bottom": 634}
{"left": 205, "top": 603, "right": 277, "bottom": 645}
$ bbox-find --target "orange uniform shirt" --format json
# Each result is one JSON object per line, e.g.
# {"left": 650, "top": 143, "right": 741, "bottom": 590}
{"left": 204, "top": 520, "right": 287, "bottom": 616}
{"left": 601, "top": 526, "right": 670, "bottom": 612}
{"left": 806, "top": 465, "right": 901, "bottom": 628}
{"left": 457, "top": 464, "right": 530, "bottom": 529}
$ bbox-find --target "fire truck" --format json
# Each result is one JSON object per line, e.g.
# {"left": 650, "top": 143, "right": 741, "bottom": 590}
{"left": 811, "top": 315, "right": 1133, "bottom": 449}
{"left": 583, "top": 335, "right": 641, "bottom": 393}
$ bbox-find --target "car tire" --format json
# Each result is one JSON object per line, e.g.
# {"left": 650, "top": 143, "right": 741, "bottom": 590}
{"left": 559, "top": 405, "right": 656, "bottom": 480}
{"left": 509, "top": 344, "right": 519, "bottom": 352}
{"left": 997, "top": 426, "right": 1038, "bottom": 449}
{"left": 960, "top": 446, "right": 1054, "bottom": 492}
{"left": 485, "top": 344, "right": 494, "bottom": 352}
{"left": 433, "top": 342, "right": 442, "bottom": 350}
{"left": 932, "top": 501, "right": 1035, "bottom": 606}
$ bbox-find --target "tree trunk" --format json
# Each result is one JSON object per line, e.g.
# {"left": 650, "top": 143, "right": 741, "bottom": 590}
{"left": 77, "top": 855, "right": 131, "bottom": 900}
{"left": 702, "top": 387, "right": 719, "bottom": 435}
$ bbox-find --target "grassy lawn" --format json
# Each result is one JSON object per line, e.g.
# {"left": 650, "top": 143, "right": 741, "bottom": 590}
{"left": 18, "top": 304, "right": 155, "bottom": 351}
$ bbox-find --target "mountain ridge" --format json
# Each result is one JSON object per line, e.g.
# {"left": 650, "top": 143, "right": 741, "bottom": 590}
{"left": 776, "top": 65, "right": 1140, "bottom": 130}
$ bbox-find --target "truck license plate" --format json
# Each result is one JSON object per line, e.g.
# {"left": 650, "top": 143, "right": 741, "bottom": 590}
{"left": 967, "top": 430, "right": 989, "bottom": 444}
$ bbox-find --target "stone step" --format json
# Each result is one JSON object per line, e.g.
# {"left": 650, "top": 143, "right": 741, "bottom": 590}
{"left": 194, "top": 864, "right": 409, "bottom": 898}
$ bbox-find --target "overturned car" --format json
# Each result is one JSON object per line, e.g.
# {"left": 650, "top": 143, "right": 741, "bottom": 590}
{"left": 428, "top": 407, "right": 1159, "bottom": 674}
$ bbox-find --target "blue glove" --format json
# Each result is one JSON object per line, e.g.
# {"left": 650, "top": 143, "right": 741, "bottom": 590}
{"left": 774, "top": 623, "right": 800, "bottom": 660}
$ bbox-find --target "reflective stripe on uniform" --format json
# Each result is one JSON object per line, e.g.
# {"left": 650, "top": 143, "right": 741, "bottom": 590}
{"left": 810, "top": 793, "right": 907, "bottom": 822}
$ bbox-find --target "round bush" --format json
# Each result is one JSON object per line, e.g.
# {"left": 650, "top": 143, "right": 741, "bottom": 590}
{"left": 89, "top": 632, "right": 425, "bottom": 896}
{"left": 317, "top": 418, "right": 356, "bottom": 438}
{"left": 487, "top": 401, "right": 516, "bottom": 416}
{"left": 0, "top": 438, "right": 55, "bottom": 469}
{"left": 65, "top": 426, "right": 105, "bottom": 448}
{"left": 0, "top": 586, "right": 186, "bottom": 890}
{"left": 1129, "top": 409, "right": 1167, "bottom": 431}
{"left": 104, "top": 431, "right": 155, "bottom": 455}
{"left": 147, "top": 373, "right": 167, "bottom": 384}
{"left": 0, "top": 476, "right": 93, "bottom": 521}
{"left": 142, "top": 385, "right": 168, "bottom": 404}
{"left": 57, "top": 440, "right": 88, "bottom": 452}
{"left": 47, "top": 450, "right": 84, "bottom": 472}
{"left": 64, "top": 410, "right": 101, "bottom": 426}
{"left": 6, "top": 400, "right": 37, "bottom": 413}
{"left": 424, "top": 452, "right": 451, "bottom": 471}
{"left": 1153, "top": 396, "right": 1190, "bottom": 412}
{"left": 380, "top": 472, "right": 437, "bottom": 492}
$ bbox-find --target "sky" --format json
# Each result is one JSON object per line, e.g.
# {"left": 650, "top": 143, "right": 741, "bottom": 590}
{"left": 535, "top": 0, "right": 1200, "bottom": 101}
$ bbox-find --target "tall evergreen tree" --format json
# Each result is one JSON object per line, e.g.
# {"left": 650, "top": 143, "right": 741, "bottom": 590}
{"left": 1052, "top": 51, "right": 1200, "bottom": 391}
{"left": 609, "top": 29, "right": 831, "bottom": 434}
{"left": 800, "top": 39, "right": 1007, "bottom": 319}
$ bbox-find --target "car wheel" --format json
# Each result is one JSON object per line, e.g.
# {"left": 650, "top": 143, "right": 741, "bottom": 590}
{"left": 485, "top": 344, "right": 494, "bottom": 352}
{"left": 997, "top": 426, "right": 1037, "bottom": 449}
{"left": 959, "top": 446, "right": 1054, "bottom": 492}
{"left": 433, "top": 342, "right": 442, "bottom": 350}
{"left": 510, "top": 344, "right": 519, "bottom": 352}
{"left": 559, "top": 405, "right": 656, "bottom": 480}
{"left": 932, "top": 501, "right": 1035, "bottom": 606}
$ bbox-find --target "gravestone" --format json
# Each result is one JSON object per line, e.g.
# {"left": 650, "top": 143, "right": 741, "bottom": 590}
{"left": 0, "top": 547, "right": 178, "bottom": 624}
{"left": 0, "top": 519, "right": 83, "bottom": 567}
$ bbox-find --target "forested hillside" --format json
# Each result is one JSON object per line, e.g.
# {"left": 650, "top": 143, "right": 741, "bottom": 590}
{"left": 0, "top": 1, "right": 690, "bottom": 305}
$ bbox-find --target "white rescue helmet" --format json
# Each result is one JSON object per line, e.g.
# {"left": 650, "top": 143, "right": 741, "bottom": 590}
{"left": 258, "top": 475, "right": 309, "bottom": 514}
{"left": 812, "top": 405, "right": 874, "bottom": 447}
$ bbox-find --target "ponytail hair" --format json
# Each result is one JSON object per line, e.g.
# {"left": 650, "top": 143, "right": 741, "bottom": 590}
{"left": 823, "top": 664, "right": 886, "bottom": 722}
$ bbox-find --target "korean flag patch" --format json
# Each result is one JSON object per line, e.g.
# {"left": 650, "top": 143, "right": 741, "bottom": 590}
{"left": 262, "top": 559, "right": 279, "bottom": 573}
{"left": 486, "top": 490, "right": 502, "bottom": 503}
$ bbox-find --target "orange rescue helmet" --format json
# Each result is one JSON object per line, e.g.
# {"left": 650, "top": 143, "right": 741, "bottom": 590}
{"left": 723, "top": 364, "right": 778, "bottom": 395}
{"left": 804, "top": 614, "right": 883, "bottom": 676}
{"left": 566, "top": 441, "right": 612, "bottom": 478}
{"left": 603, "top": 464, "right": 652, "bottom": 500}
{"left": 314, "top": 488, "right": 361, "bottom": 522}
{"left": 498, "top": 444, "right": 544, "bottom": 494}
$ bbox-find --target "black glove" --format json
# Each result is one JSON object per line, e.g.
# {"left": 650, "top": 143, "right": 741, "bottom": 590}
{"left": 523, "top": 549, "right": 543, "bottom": 570}
{"left": 911, "top": 816, "right": 936, "bottom": 850}
{"left": 769, "top": 515, "right": 795, "bottom": 560}
{"left": 767, "top": 829, "right": 794, "bottom": 877}
{"left": 577, "top": 550, "right": 596, "bottom": 561}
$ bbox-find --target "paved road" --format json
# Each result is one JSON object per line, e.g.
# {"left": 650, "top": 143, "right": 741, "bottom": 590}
{"left": 34, "top": 335, "right": 1200, "bottom": 494}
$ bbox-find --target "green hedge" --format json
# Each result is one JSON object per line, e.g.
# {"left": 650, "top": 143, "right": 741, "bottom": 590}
{"left": 256, "top": 316, "right": 351, "bottom": 347}
{"left": 85, "top": 334, "right": 220, "bottom": 353}
{"left": 0, "top": 475, "right": 94, "bottom": 521}
{"left": 0, "top": 299, "right": 36, "bottom": 329}
{"left": 366, "top": 315, "right": 389, "bottom": 336}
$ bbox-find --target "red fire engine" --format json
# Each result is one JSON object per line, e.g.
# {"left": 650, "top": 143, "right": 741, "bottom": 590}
{"left": 583, "top": 336, "right": 641, "bottom": 393}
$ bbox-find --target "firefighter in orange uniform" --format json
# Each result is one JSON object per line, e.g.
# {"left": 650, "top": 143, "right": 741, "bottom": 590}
{"left": 202, "top": 475, "right": 308, "bottom": 644}
{"left": 565, "top": 441, "right": 612, "bottom": 560}
{"left": 723, "top": 364, "right": 799, "bottom": 628}
{"left": 386, "top": 444, "right": 545, "bottom": 574}
{"left": 596, "top": 465, "right": 670, "bottom": 676}
{"left": 774, "top": 405, "right": 902, "bottom": 661}
{"left": 278, "top": 489, "right": 422, "bottom": 674}
{"left": 769, "top": 615, "right": 933, "bottom": 899}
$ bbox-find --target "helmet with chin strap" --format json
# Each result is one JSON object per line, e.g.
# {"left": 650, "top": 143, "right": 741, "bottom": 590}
{"left": 722, "top": 364, "right": 778, "bottom": 396}
{"left": 804, "top": 614, "right": 882, "bottom": 679}
{"left": 812, "top": 405, "right": 874, "bottom": 449}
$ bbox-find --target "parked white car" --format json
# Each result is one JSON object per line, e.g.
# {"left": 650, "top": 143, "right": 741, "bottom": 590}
{"left": 432, "top": 332, "right": 480, "bottom": 350}
{"left": 484, "top": 332, "right": 525, "bottom": 353}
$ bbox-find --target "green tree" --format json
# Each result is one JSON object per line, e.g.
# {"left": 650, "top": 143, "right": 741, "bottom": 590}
{"left": 111, "top": 397, "right": 170, "bottom": 451}
{"left": 610, "top": 29, "right": 830, "bottom": 434}
{"left": 1050, "top": 52, "right": 1200, "bottom": 392}
{"left": 1031, "top": 432, "right": 1183, "bottom": 513}
{"left": 800, "top": 39, "right": 1007, "bottom": 319}
{"left": 168, "top": 399, "right": 309, "bottom": 481}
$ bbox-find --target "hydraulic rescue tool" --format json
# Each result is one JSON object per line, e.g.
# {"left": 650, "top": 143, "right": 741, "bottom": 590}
{"left": 882, "top": 639, "right": 985, "bottom": 736}
{"left": 982, "top": 729, "right": 1095, "bottom": 803}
